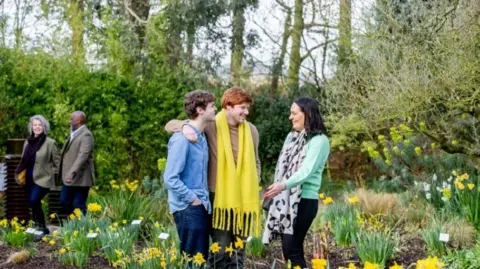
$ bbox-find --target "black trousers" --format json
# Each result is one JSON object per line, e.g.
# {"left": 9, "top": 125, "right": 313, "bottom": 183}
{"left": 282, "top": 198, "right": 318, "bottom": 268}
{"left": 207, "top": 192, "right": 246, "bottom": 269}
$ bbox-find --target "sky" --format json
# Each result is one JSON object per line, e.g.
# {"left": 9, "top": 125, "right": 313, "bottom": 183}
{"left": 1, "top": 0, "right": 375, "bottom": 84}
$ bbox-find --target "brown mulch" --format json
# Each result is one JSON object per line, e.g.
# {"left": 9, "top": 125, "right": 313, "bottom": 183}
{"left": 0, "top": 234, "right": 428, "bottom": 269}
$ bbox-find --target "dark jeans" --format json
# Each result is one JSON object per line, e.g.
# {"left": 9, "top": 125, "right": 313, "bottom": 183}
{"left": 60, "top": 185, "right": 90, "bottom": 216}
{"left": 208, "top": 192, "right": 245, "bottom": 269}
{"left": 282, "top": 198, "right": 318, "bottom": 268}
{"left": 25, "top": 180, "right": 49, "bottom": 231}
{"left": 173, "top": 204, "right": 209, "bottom": 261}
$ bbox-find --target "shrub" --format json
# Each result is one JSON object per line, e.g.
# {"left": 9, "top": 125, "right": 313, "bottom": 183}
{"left": 351, "top": 188, "right": 401, "bottom": 217}
{"left": 443, "top": 217, "right": 476, "bottom": 250}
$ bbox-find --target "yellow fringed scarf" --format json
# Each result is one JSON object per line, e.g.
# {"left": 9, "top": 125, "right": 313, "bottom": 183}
{"left": 213, "top": 109, "right": 260, "bottom": 236}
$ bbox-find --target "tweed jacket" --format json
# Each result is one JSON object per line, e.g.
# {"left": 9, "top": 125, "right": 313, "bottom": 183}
{"left": 60, "top": 126, "right": 95, "bottom": 187}
{"left": 16, "top": 137, "right": 60, "bottom": 189}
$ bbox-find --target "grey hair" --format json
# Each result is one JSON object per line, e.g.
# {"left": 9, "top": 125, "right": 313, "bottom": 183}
{"left": 28, "top": 115, "right": 50, "bottom": 135}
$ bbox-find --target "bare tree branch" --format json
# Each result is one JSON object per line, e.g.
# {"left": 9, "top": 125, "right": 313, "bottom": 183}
{"left": 300, "top": 38, "right": 337, "bottom": 62}
{"left": 124, "top": 0, "right": 148, "bottom": 24}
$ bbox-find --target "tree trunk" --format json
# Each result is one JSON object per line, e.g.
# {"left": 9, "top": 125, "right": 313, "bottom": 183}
{"left": 338, "top": 0, "right": 352, "bottom": 67}
{"left": 67, "top": 0, "right": 85, "bottom": 66}
{"left": 286, "top": 0, "right": 303, "bottom": 89}
{"left": 130, "top": 0, "right": 150, "bottom": 51}
{"left": 230, "top": 3, "right": 246, "bottom": 85}
{"left": 270, "top": 8, "right": 291, "bottom": 94}
{"left": 186, "top": 22, "right": 195, "bottom": 65}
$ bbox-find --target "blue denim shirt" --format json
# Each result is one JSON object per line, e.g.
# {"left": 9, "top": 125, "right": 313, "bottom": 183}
{"left": 164, "top": 125, "right": 211, "bottom": 214}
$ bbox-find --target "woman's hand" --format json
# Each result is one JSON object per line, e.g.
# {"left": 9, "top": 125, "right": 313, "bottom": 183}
{"left": 264, "top": 183, "right": 286, "bottom": 199}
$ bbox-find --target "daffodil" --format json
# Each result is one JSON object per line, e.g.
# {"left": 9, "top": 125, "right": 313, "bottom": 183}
{"left": 234, "top": 237, "right": 244, "bottom": 249}
{"left": 50, "top": 213, "right": 56, "bottom": 219}
{"left": 73, "top": 230, "right": 78, "bottom": 237}
{"left": 312, "top": 258, "right": 327, "bottom": 269}
{"left": 468, "top": 183, "right": 475, "bottom": 190}
{"left": 319, "top": 193, "right": 325, "bottom": 199}
{"left": 49, "top": 239, "right": 56, "bottom": 246}
{"left": 87, "top": 203, "right": 102, "bottom": 213}
{"left": 455, "top": 181, "right": 465, "bottom": 190}
{"left": 322, "top": 197, "right": 333, "bottom": 205}
{"left": 225, "top": 243, "right": 234, "bottom": 257}
{"left": 193, "top": 252, "right": 206, "bottom": 265}
{"left": 59, "top": 248, "right": 66, "bottom": 255}
{"left": 210, "top": 242, "right": 221, "bottom": 253}
{"left": 416, "top": 256, "right": 444, "bottom": 269}
{"left": 348, "top": 196, "right": 359, "bottom": 204}
{"left": 364, "top": 262, "right": 379, "bottom": 269}
{"left": 73, "top": 208, "right": 82, "bottom": 217}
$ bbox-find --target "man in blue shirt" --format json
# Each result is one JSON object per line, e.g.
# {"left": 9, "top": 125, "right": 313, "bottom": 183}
{"left": 164, "top": 90, "right": 216, "bottom": 261}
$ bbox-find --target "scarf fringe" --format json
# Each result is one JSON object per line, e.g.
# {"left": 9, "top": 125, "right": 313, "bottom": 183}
{"left": 212, "top": 207, "right": 261, "bottom": 237}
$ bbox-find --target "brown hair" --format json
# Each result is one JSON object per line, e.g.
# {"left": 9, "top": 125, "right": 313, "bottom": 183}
{"left": 221, "top": 87, "right": 253, "bottom": 109}
{"left": 184, "top": 90, "right": 216, "bottom": 119}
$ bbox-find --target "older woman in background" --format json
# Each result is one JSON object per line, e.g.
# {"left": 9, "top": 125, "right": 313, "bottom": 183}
{"left": 15, "top": 115, "right": 60, "bottom": 237}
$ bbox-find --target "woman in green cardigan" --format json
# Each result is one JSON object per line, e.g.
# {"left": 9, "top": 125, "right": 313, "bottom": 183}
{"left": 16, "top": 115, "right": 60, "bottom": 236}
{"left": 262, "top": 97, "right": 330, "bottom": 268}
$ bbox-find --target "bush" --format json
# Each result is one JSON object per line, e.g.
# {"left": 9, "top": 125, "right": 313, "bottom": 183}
{"left": 351, "top": 188, "right": 401, "bottom": 218}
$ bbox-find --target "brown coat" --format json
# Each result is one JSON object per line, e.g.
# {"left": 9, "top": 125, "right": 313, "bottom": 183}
{"left": 60, "top": 126, "right": 95, "bottom": 187}
{"left": 16, "top": 137, "right": 60, "bottom": 189}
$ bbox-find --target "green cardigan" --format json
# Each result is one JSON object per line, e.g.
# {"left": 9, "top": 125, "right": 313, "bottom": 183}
{"left": 284, "top": 134, "right": 330, "bottom": 199}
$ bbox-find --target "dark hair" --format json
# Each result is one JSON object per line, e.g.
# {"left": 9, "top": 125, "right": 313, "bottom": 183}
{"left": 294, "top": 97, "right": 328, "bottom": 137}
{"left": 184, "top": 90, "right": 216, "bottom": 119}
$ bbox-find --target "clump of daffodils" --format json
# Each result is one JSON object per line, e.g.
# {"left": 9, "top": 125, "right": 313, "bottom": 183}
{"left": 416, "top": 256, "right": 444, "bottom": 269}
{"left": 87, "top": 203, "right": 102, "bottom": 213}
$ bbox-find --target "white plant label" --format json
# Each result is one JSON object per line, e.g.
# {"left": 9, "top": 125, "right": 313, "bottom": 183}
{"left": 158, "top": 233, "right": 169, "bottom": 240}
{"left": 131, "top": 219, "right": 142, "bottom": 225}
{"left": 25, "top": 228, "right": 36, "bottom": 234}
{"left": 439, "top": 233, "right": 449, "bottom": 242}
{"left": 87, "top": 233, "right": 98, "bottom": 238}
{"left": 34, "top": 231, "right": 44, "bottom": 236}
{"left": 247, "top": 236, "right": 252, "bottom": 242}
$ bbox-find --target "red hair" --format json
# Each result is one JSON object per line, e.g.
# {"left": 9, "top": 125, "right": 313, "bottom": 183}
{"left": 221, "top": 87, "right": 253, "bottom": 109}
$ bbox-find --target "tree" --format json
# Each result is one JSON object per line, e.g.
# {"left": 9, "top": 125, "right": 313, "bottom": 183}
{"left": 286, "top": 0, "right": 303, "bottom": 89}
{"left": 230, "top": 0, "right": 258, "bottom": 85}
{"left": 326, "top": 0, "right": 479, "bottom": 163}
{"left": 338, "top": 0, "right": 351, "bottom": 67}
{"left": 65, "top": 0, "right": 85, "bottom": 66}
